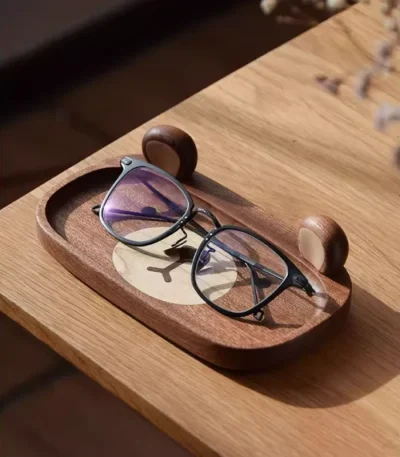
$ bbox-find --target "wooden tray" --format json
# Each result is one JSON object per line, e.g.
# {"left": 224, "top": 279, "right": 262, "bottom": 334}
{"left": 36, "top": 157, "right": 351, "bottom": 370}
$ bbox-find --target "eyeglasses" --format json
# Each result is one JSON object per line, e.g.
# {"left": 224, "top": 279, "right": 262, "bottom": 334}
{"left": 93, "top": 157, "right": 315, "bottom": 321}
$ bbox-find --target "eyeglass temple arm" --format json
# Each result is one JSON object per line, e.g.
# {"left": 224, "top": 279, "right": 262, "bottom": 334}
{"left": 94, "top": 180, "right": 312, "bottom": 294}
{"left": 93, "top": 204, "right": 313, "bottom": 296}
{"left": 139, "top": 183, "right": 280, "bottom": 274}
{"left": 91, "top": 205, "right": 208, "bottom": 241}
{"left": 96, "top": 179, "right": 219, "bottom": 243}
{"left": 92, "top": 205, "right": 177, "bottom": 223}
{"left": 93, "top": 183, "right": 284, "bottom": 281}
{"left": 92, "top": 204, "right": 276, "bottom": 276}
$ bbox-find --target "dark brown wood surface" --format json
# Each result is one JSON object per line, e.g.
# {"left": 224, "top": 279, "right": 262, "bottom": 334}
{"left": 142, "top": 125, "right": 198, "bottom": 180}
{"left": 299, "top": 215, "right": 349, "bottom": 275}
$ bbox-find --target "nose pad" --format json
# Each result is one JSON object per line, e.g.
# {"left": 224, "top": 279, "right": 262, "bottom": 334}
{"left": 92, "top": 204, "right": 101, "bottom": 215}
{"left": 197, "top": 247, "right": 216, "bottom": 271}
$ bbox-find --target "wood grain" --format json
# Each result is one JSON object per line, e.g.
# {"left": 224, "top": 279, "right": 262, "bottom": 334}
{"left": 36, "top": 159, "right": 351, "bottom": 370}
{"left": 0, "top": 1, "right": 400, "bottom": 456}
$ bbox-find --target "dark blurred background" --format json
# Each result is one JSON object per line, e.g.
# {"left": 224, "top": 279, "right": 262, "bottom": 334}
{"left": 0, "top": 0, "right": 319, "bottom": 209}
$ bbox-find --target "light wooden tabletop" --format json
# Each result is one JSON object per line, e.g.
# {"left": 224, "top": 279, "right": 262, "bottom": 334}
{"left": 1, "top": 2, "right": 400, "bottom": 456}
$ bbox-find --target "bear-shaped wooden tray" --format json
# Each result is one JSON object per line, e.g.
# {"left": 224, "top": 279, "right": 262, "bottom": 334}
{"left": 36, "top": 126, "right": 351, "bottom": 370}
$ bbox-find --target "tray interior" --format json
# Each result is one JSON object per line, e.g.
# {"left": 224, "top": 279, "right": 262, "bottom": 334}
{"left": 39, "top": 162, "right": 351, "bottom": 368}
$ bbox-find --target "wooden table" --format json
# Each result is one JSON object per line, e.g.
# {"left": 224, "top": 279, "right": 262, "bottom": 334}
{"left": 1, "top": 2, "right": 399, "bottom": 455}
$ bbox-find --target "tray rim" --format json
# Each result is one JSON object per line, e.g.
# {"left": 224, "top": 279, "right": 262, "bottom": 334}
{"left": 36, "top": 158, "right": 352, "bottom": 369}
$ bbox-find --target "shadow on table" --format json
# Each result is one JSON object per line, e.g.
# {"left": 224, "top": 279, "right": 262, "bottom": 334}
{"left": 226, "top": 284, "right": 400, "bottom": 407}
{"left": 188, "top": 172, "right": 253, "bottom": 208}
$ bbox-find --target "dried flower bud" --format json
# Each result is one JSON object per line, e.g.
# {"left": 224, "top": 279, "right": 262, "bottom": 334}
{"left": 354, "top": 68, "right": 375, "bottom": 98}
{"left": 380, "top": 0, "right": 396, "bottom": 15}
{"left": 374, "top": 39, "right": 395, "bottom": 68}
{"left": 384, "top": 16, "right": 399, "bottom": 31}
{"left": 379, "top": 40, "right": 393, "bottom": 58}
{"left": 392, "top": 145, "right": 400, "bottom": 168}
{"left": 315, "top": 75, "right": 342, "bottom": 95}
{"left": 374, "top": 104, "right": 400, "bottom": 130}
{"left": 326, "top": 0, "right": 347, "bottom": 10}
{"left": 260, "top": 0, "right": 278, "bottom": 14}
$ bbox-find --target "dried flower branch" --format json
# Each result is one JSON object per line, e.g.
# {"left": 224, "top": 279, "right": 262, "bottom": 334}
{"left": 260, "top": 0, "right": 400, "bottom": 170}
{"left": 381, "top": 0, "right": 397, "bottom": 16}
{"left": 374, "top": 39, "right": 396, "bottom": 68}
{"left": 392, "top": 145, "right": 400, "bottom": 168}
{"left": 315, "top": 75, "right": 343, "bottom": 94}
{"left": 374, "top": 104, "right": 400, "bottom": 130}
{"left": 384, "top": 15, "right": 399, "bottom": 32}
{"left": 354, "top": 67, "right": 376, "bottom": 98}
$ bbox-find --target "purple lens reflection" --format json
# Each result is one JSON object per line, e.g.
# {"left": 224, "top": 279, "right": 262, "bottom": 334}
{"left": 197, "top": 247, "right": 215, "bottom": 271}
{"left": 102, "top": 167, "right": 188, "bottom": 242}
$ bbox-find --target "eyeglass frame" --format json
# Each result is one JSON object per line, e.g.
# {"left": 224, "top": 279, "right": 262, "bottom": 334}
{"left": 96, "top": 156, "right": 315, "bottom": 321}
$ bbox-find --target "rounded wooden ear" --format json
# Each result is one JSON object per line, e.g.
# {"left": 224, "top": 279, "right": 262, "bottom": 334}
{"left": 142, "top": 125, "right": 198, "bottom": 181}
{"left": 298, "top": 215, "right": 349, "bottom": 276}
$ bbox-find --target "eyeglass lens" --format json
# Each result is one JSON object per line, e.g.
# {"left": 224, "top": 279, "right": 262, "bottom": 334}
{"left": 102, "top": 167, "right": 189, "bottom": 243}
{"left": 194, "top": 228, "right": 288, "bottom": 313}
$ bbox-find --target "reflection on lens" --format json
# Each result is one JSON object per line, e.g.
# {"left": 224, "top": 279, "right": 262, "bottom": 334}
{"left": 194, "top": 228, "right": 287, "bottom": 313}
{"left": 102, "top": 167, "right": 188, "bottom": 243}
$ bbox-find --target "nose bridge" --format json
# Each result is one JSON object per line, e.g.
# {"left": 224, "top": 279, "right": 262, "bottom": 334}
{"left": 192, "top": 207, "right": 221, "bottom": 228}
